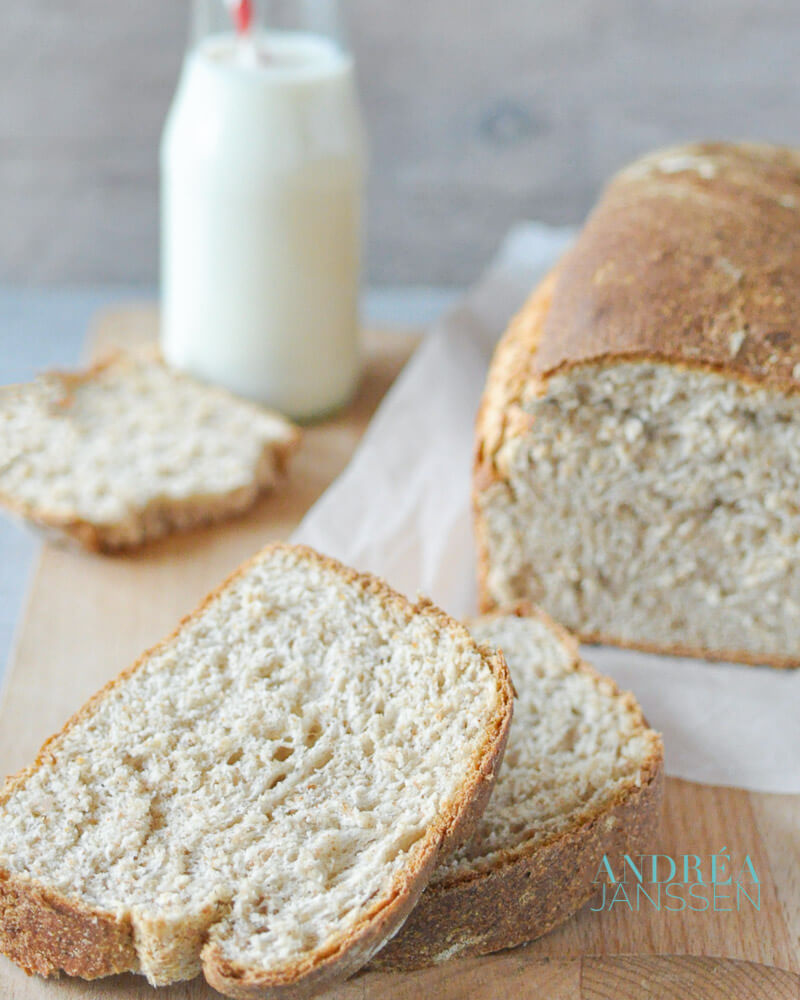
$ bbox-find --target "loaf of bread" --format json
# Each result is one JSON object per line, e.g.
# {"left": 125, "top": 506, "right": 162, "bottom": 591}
{"left": 372, "top": 606, "right": 663, "bottom": 969}
{"left": 475, "top": 142, "right": 800, "bottom": 667}
{"left": 0, "top": 544, "right": 512, "bottom": 999}
{"left": 0, "top": 354, "right": 300, "bottom": 551}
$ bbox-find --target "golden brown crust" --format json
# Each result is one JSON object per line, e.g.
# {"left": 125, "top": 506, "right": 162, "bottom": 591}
{"left": 0, "top": 354, "right": 302, "bottom": 553}
{"left": 0, "top": 544, "right": 513, "bottom": 997}
{"left": 576, "top": 628, "right": 800, "bottom": 670}
{"left": 0, "top": 874, "right": 137, "bottom": 980}
{"left": 0, "top": 469, "right": 298, "bottom": 554}
{"left": 473, "top": 271, "right": 557, "bottom": 491}
{"left": 473, "top": 274, "right": 558, "bottom": 610}
{"left": 537, "top": 142, "right": 800, "bottom": 387}
{"left": 371, "top": 760, "right": 663, "bottom": 970}
{"left": 476, "top": 143, "right": 800, "bottom": 492}
{"left": 370, "top": 603, "right": 664, "bottom": 971}
{"left": 202, "top": 845, "right": 445, "bottom": 1000}
{"left": 474, "top": 145, "right": 800, "bottom": 652}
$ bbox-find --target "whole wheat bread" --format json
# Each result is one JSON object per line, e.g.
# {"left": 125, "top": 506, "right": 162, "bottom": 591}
{"left": 372, "top": 605, "right": 663, "bottom": 969}
{"left": 0, "top": 353, "right": 300, "bottom": 551}
{"left": 476, "top": 142, "right": 800, "bottom": 667}
{"left": 0, "top": 544, "right": 512, "bottom": 999}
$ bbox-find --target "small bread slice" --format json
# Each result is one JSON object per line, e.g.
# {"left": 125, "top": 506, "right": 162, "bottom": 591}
{"left": 372, "top": 605, "right": 663, "bottom": 969}
{"left": 0, "top": 544, "right": 512, "bottom": 999}
{"left": 0, "top": 354, "right": 300, "bottom": 551}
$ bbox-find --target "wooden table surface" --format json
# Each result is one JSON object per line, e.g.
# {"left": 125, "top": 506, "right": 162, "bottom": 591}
{"left": 0, "top": 307, "right": 798, "bottom": 1000}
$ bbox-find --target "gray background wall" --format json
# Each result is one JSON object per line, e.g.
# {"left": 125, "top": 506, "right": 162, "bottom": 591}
{"left": 1, "top": 1, "right": 799, "bottom": 286}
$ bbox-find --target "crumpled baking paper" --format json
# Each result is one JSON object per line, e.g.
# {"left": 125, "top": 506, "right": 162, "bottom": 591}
{"left": 294, "top": 223, "right": 800, "bottom": 794}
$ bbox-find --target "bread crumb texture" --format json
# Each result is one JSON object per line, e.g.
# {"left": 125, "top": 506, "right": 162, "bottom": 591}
{"left": 479, "top": 361, "right": 800, "bottom": 662}
{"left": 0, "top": 355, "right": 298, "bottom": 548}
{"left": 0, "top": 546, "right": 506, "bottom": 989}
{"left": 435, "top": 612, "right": 657, "bottom": 881}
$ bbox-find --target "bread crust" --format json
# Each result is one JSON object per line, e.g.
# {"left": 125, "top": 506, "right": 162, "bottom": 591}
{"left": 473, "top": 274, "right": 800, "bottom": 667}
{"left": 370, "top": 603, "right": 664, "bottom": 970}
{"left": 473, "top": 272, "right": 557, "bottom": 610}
{"left": 0, "top": 354, "right": 301, "bottom": 552}
{"left": 575, "top": 629, "right": 800, "bottom": 671}
{"left": 370, "top": 759, "right": 663, "bottom": 970}
{"left": 476, "top": 145, "right": 800, "bottom": 489}
{"left": 0, "top": 874, "right": 137, "bottom": 980}
{"left": 0, "top": 544, "right": 513, "bottom": 998}
{"left": 537, "top": 142, "right": 800, "bottom": 388}
{"left": 474, "top": 147, "right": 800, "bottom": 666}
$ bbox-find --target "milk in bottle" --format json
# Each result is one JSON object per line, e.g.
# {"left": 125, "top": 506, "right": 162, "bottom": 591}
{"left": 160, "top": 1, "right": 366, "bottom": 421}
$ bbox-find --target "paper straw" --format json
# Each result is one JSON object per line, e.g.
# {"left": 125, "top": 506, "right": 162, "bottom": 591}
{"left": 225, "top": 0, "right": 253, "bottom": 35}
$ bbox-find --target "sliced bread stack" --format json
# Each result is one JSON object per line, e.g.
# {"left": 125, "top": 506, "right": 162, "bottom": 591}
{"left": 0, "top": 544, "right": 513, "bottom": 998}
{"left": 0, "top": 354, "right": 300, "bottom": 551}
{"left": 0, "top": 552, "right": 662, "bottom": 993}
{"left": 373, "top": 606, "right": 663, "bottom": 969}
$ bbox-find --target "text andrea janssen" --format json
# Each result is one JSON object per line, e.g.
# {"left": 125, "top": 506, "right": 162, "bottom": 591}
{"left": 591, "top": 850, "right": 761, "bottom": 912}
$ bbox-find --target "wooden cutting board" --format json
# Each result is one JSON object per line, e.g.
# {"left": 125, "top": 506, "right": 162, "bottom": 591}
{"left": 0, "top": 307, "right": 798, "bottom": 1000}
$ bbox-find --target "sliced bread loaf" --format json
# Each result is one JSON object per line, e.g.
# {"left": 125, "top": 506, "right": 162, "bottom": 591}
{"left": 372, "top": 605, "right": 663, "bottom": 969}
{"left": 0, "top": 353, "right": 300, "bottom": 551}
{"left": 475, "top": 142, "right": 800, "bottom": 666}
{"left": 0, "top": 544, "right": 513, "bottom": 999}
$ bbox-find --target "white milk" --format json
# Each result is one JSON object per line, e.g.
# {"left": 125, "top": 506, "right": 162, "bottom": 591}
{"left": 160, "top": 32, "right": 366, "bottom": 421}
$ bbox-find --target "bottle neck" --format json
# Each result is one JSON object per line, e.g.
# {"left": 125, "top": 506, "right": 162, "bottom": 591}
{"left": 189, "top": 0, "right": 348, "bottom": 54}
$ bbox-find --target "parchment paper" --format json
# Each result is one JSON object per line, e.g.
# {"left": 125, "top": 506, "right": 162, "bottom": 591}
{"left": 295, "top": 223, "right": 800, "bottom": 794}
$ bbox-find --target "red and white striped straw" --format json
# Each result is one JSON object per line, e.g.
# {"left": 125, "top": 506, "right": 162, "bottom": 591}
{"left": 225, "top": 0, "right": 253, "bottom": 35}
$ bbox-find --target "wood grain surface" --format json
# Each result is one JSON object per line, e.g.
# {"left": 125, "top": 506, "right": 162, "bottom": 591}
{"left": 0, "top": 307, "right": 797, "bottom": 1000}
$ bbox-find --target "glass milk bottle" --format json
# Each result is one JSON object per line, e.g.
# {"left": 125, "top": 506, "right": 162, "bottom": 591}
{"left": 160, "top": 0, "right": 366, "bottom": 421}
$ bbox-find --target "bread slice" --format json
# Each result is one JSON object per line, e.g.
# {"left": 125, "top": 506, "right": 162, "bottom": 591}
{"left": 371, "top": 605, "right": 663, "bottom": 969}
{"left": 0, "top": 353, "right": 300, "bottom": 551}
{"left": 0, "top": 544, "right": 513, "bottom": 998}
{"left": 475, "top": 143, "right": 800, "bottom": 667}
